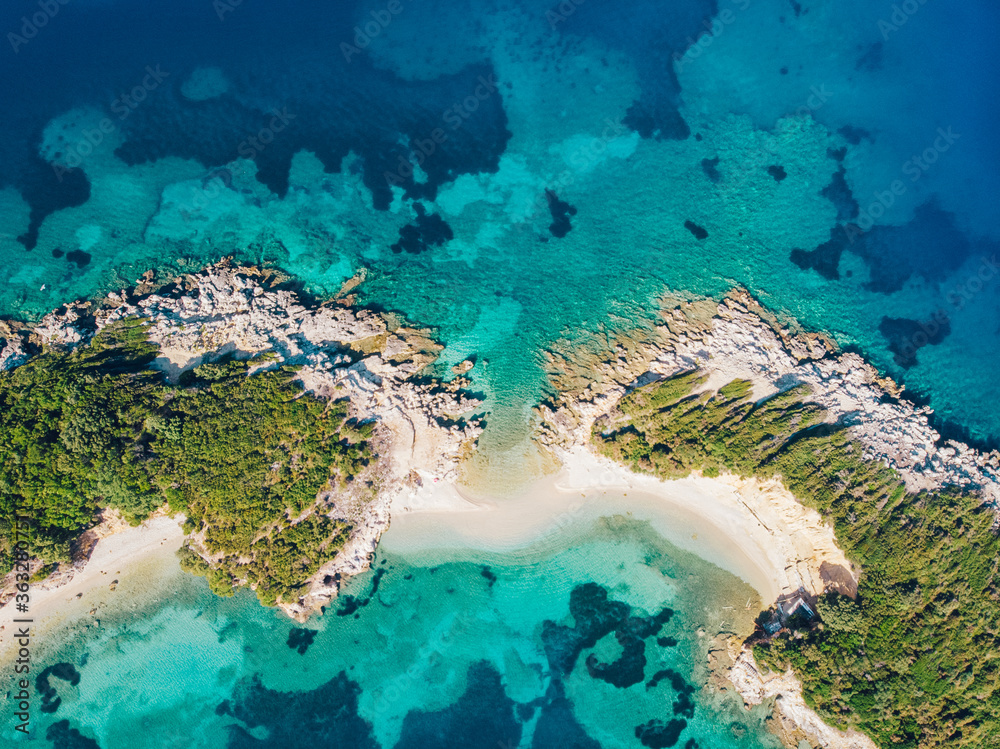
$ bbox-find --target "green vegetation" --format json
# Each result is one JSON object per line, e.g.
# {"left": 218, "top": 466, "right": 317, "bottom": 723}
{"left": 594, "top": 371, "right": 1000, "bottom": 748}
{"left": 0, "top": 322, "right": 375, "bottom": 605}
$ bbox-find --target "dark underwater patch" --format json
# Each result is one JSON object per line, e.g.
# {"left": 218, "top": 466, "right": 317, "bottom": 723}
{"left": 646, "top": 669, "right": 696, "bottom": 718}
{"left": 480, "top": 566, "right": 498, "bottom": 587}
{"left": 585, "top": 629, "right": 647, "bottom": 689}
{"left": 790, "top": 229, "right": 845, "bottom": 280}
{"left": 848, "top": 202, "right": 971, "bottom": 293}
{"left": 635, "top": 718, "right": 688, "bottom": 749}
{"left": 37, "top": 662, "right": 82, "bottom": 714}
{"left": 219, "top": 671, "right": 378, "bottom": 749}
{"left": 856, "top": 41, "right": 884, "bottom": 72}
{"left": 791, "top": 201, "right": 972, "bottom": 291}
{"left": 15, "top": 152, "right": 90, "bottom": 251}
{"left": 683, "top": 220, "right": 708, "bottom": 241}
{"left": 394, "top": 661, "right": 521, "bottom": 749}
{"left": 838, "top": 125, "right": 873, "bottom": 146}
{"left": 541, "top": 583, "right": 673, "bottom": 681}
{"left": 766, "top": 165, "right": 787, "bottom": 182}
{"left": 286, "top": 627, "right": 317, "bottom": 655}
{"left": 390, "top": 204, "right": 454, "bottom": 255}
{"left": 585, "top": 607, "right": 676, "bottom": 690}
{"left": 700, "top": 157, "right": 721, "bottom": 183}
{"left": 531, "top": 693, "right": 602, "bottom": 749}
{"left": 545, "top": 189, "right": 577, "bottom": 238}
{"left": 0, "top": 0, "right": 510, "bottom": 243}
{"left": 878, "top": 311, "right": 951, "bottom": 369}
{"left": 555, "top": 0, "right": 718, "bottom": 140}
{"left": 65, "top": 250, "right": 92, "bottom": 269}
{"left": 45, "top": 720, "right": 100, "bottom": 749}
{"left": 821, "top": 164, "right": 859, "bottom": 224}
{"left": 337, "top": 567, "right": 387, "bottom": 616}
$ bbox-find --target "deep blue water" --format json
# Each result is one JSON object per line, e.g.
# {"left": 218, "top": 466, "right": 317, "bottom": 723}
{"left": 2, "top": 0, "right": 1000, "bottom": 746}
{"left": 1, "top": 0, "right": 998, "bottom": 451}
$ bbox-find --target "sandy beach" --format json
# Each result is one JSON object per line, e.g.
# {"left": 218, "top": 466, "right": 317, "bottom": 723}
{"left": 0, "top": 445, "right": 869, "bottom": 749}
{"left": 1, "top": 445, "right": 852, "bottom": 665}
{"left": 0, "top": 515, "right": 186, "bottom": 665}
{"left": 387, "top": 446, "right": 855, "bottom": 606}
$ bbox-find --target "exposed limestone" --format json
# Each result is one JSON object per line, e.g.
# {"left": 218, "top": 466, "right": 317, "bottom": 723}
{"left": 7, "top": 262, "right": 483, "bottom": 621}
{"left": 536, "top": 288, "right": 1000, "bottom": 749}
{"left": 728, "top": 649, "right": 878, "bottom": 749}
{"left": 0, "top": 320, "right": 29, "bottom": 370}
{"left": 537, "top": 289, "right": 1000, "bottom": 505}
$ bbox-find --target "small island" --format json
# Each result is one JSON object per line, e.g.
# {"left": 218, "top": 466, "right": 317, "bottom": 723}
{"left": 2, "top": 271, "right": 999, "bottom": 749}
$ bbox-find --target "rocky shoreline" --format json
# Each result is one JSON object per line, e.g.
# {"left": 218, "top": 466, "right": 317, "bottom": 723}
{"left": 537, "top": 288, "right": 999, "bottom": 505}
{"left": 5, "top": 275, "right": 997, "bottom": 746}
{"left": 0, "top": 262, "right": 483, "bottom": 621}
{"left": 537, "top": 289, "right": 1000, "bottom": 749}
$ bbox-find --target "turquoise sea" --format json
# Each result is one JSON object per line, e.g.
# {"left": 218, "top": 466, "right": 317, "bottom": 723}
{"left": 7, "top": 515, "right": 780, "bottom": 749}
{"left": 1, "top": 0, "right": 998, "bottom": 746}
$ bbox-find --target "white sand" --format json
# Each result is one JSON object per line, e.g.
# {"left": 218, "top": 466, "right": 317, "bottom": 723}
{"left": 386, "top": 446, "right": 855, "bottom": 605}
{"left": 0, "top": 515, "right": 185, "bottom": 663}
{"left": 384, "top": 447, "right": 865, "bottom": 749}
{"left": 1, "top": 447, "right": 852, "bottom": 672}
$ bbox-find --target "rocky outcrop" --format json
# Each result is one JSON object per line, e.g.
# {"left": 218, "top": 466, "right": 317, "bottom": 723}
{"left": 10, "top": 262, "right": 483, "bottom": 620}
{"left": 537, "top": 289, "right": 1000, "bottom": 505}
{"left": 728, "top": 649, "right": 878, "bottom": 749}
{"left": 537, "top": 289, "right": 1000, "bottom": 749}
{"left": 0, "top": 321, "right": 30, "bottom": 370}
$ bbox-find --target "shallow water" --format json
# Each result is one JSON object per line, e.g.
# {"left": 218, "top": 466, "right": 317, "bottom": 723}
{"left": 3, "top": 0, "right": 999, "bottom": 745}
{"left": 1, "top": 0, "right": 997, "bottom": 458}
{"left": 6, "top": 516, "right": 780, "bottom": 748}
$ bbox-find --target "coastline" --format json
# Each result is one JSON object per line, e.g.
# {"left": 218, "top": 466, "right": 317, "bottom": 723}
{"left": 0, "top": 440, "right": 870, "bottom": 747}
{"left": 386, "top": 446, "right": 876, "bottom": 749}
{"left": 0, "top": 514, "right": 185, "bottom": 665}
{"left": 0, "top": 441, "right": 869, "bottom": 749}
{"left": 387, "top": 446, "right": 854, "bottom": 607}
{"left": 6, "top": 271, "right": 996, "bottom": 747}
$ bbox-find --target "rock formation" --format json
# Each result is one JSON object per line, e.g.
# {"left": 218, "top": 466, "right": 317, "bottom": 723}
{"left": 537, "top": 289, "right": 999, "bottom": 505}
{"left": 2, "top": 262, "right": 483, "bottom": 620}
{"left": 537, "top": 288, "right": 1000, "bottom": 749}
